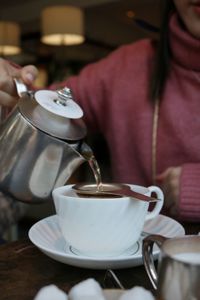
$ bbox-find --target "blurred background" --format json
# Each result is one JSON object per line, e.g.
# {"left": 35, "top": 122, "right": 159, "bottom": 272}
{"left": 0, "top": 0, "right": 161, "bottom": 85}
{"left": 0, "top": 0, "right": 162, "bottom": 240}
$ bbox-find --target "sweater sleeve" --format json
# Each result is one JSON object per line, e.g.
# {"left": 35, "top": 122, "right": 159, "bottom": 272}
{"left": 179, "top": 163, "right": 200, "bottom": 222}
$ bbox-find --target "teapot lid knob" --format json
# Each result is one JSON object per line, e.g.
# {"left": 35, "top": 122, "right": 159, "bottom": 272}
{"left": 58, "top": 87, "right": 72, "bottom": 98}
{"left": 55, "top": 87, "right": 73, "bottom": 106}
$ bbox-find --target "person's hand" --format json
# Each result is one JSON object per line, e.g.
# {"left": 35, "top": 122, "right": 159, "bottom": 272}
{"left": 0, "top": 58, "right": 38, "bottom": 107}
{"left": 156, "top": 166, "right": 182, "bottom": 216}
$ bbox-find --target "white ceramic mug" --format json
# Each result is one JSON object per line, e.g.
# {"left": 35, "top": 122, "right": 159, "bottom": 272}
{"left": 52, "top": 184, "right": 164, "bottom": 257}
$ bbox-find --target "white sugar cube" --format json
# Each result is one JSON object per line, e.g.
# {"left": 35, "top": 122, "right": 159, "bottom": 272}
{"left": 68, "top": 278, "right": 105, "bottom": 300}
{"left": 119, "top": 286, "right": 155, "bottom": 300}
{"left": 34, "top": 284, "right": 68, "bottom": 300}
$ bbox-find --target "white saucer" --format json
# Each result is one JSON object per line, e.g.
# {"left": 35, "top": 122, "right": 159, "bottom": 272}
{"left": 28, "top": 214, "right": 185, "bottom": 269}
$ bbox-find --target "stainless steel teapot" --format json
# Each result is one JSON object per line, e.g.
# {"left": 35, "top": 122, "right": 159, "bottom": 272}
{"left": 0, "top": 79, "right": 93, "bottom": 203}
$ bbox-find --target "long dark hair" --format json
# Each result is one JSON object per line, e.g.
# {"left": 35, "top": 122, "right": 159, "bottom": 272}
{"left": 150, "top": 0, "right": 176, "bottom": 101}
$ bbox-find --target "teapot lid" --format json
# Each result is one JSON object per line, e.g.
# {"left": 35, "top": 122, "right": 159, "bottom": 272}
{"left": 18, "top": 87, "right": 87, "bottom": 141}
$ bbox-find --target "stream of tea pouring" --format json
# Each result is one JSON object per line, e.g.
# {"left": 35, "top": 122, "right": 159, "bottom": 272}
{"left": 73, "top": 154, "right": 161, "bottom": 203}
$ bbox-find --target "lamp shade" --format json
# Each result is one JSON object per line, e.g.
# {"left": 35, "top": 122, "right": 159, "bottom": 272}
{"left": 41, "top": 5, "right": 84, "bottom": 46}
{"left": 0, "top": 21, "right": 21, "bottom": 55}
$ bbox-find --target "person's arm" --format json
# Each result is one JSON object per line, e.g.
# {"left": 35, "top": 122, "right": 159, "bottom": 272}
{"left": 157, "top": 164, "right": 200, "bottom": 222}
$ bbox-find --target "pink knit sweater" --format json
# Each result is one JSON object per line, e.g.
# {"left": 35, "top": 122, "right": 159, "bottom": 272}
{"left": 53, "top": 14, "right": 200, "bottom": 222}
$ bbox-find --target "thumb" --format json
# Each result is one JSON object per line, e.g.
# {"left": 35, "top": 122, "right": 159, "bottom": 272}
{"left": 156, "top": 167, "right": 172, "bottom": 182}
{"left": 156, "top": 172, "right": 165, "bottom": 181}
{"left": 20, "top": 65, "right": 38, "bottom": 85}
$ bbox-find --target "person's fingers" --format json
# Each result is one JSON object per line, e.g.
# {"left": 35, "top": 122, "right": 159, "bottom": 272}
{"left": 0, "top": 59, "right": 38, "bottom": 107}
{"left": 0, "top": 59, "right": 22, "bottom": 97}
{"left": 0, "top": 73, "right": 19, "bottom": 97}
{"left": 162, "top": 186, "right": 172, "bottom": 208}
{"left": 0, "top": 90, "right": 19, "bottom": 107}
{"left": 164, "top": 190, "right": 178, "bottom": 216}
{"left": 20, "top": 65, "right": 38, "bottom": 85}
{"left": 0, "top": 60, "right": 38, "bottom": 99}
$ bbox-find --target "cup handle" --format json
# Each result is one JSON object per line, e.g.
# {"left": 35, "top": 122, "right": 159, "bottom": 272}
{"left": 145, "top": 186, "right": 164, "bottom": 221}
{"left": 142, "top": 234, "right": 167, "bottom": 290}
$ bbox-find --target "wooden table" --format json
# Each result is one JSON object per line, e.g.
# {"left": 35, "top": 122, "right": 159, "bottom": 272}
{"left": 0, "top": 221, "right": 199, "bottom": 300}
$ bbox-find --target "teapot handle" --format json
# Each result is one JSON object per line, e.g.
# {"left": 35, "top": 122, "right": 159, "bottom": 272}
{"left": 142, "top": 234, "right": 168, "bottom": 290}
{"left": 14, "top": 78, "right": 28, "bottom": 98}
{"left": 0, "top": 78, "right": 24, "bottom": 122}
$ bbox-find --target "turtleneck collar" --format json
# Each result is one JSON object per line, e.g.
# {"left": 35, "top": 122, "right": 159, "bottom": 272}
{"left": 169, "top": 13, "right": 200, "bottom": 71}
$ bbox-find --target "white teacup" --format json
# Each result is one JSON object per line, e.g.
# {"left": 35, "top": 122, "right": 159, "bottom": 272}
{"left": 52, "top": 184, "right": 164, "bottom": 257}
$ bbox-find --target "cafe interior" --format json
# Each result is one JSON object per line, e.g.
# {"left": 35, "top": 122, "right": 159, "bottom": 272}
{"left": 0, "top": 1, "right": 200, "bottom": 299}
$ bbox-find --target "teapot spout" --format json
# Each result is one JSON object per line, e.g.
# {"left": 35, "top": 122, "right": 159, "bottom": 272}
{"left": 53, "top": 141, "right": 94, "bottom": 190}
{"left": 79, "top": 141, "right": 94, "bottom": 161}
{"left": 78, "top": 141, "right": 102, "bottom": 187}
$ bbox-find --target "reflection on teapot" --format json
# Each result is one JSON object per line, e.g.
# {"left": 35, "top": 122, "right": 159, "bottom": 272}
{"left": 29, "top": 144, "right": 64, "bottom": 199}
{"left": 0, "top": 80, "right": 94, "bottom": 203}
